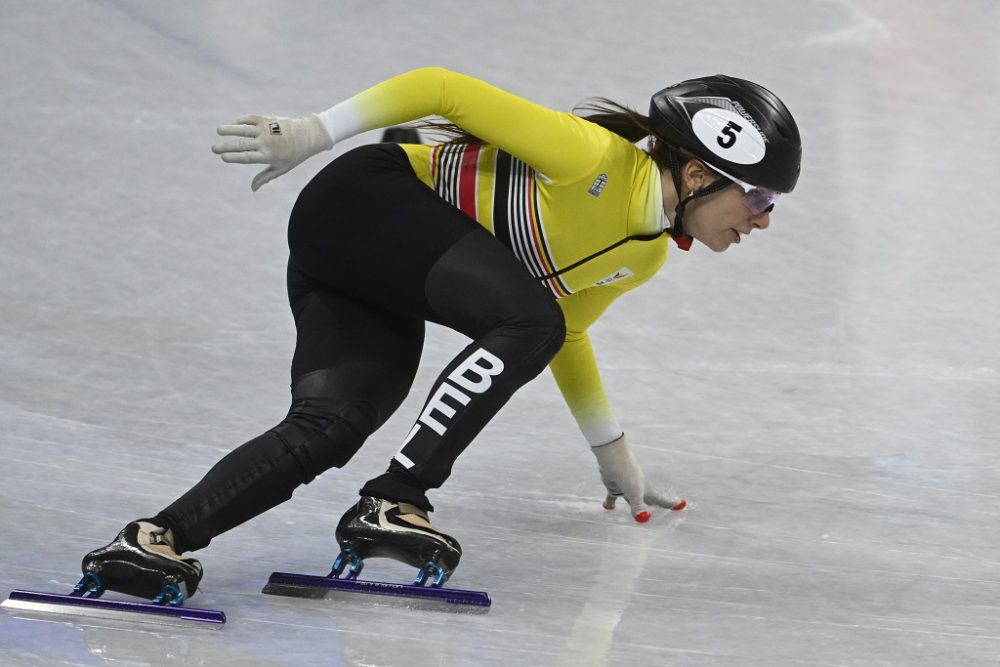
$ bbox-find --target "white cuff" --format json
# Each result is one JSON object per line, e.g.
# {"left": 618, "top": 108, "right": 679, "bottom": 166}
{"left": 316, "top": 100, "right": 367, "bottom": 145}
{"left": 581, "top": 419, "right": 624, "bottom": 447}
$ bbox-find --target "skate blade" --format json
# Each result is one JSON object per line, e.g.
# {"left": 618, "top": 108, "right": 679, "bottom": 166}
{"left": 263, "top": 572, "right": 491, "bottom": 612}
{"left": 2, "top": 590, "right": 226, "bottom": 626}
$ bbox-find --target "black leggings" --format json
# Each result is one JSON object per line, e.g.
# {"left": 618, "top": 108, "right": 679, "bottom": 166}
{"left": 155, "top": 144, "right": 565, "bottom": 552}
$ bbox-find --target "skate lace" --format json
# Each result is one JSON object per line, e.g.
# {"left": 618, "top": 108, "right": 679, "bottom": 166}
{"left": 148, "top": 528, "right": 172, "bottom": 547}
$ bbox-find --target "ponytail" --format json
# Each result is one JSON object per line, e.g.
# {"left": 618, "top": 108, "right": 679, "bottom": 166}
{"left": 572, "top": 98, "right": 652, "bottom": 143}
{"left": 573, "top": 98, "right": 679, "bottom": 172}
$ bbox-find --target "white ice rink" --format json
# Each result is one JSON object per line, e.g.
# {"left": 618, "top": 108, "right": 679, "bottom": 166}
{"left": 2, "top": 1, "right": 999, "bottom": 665}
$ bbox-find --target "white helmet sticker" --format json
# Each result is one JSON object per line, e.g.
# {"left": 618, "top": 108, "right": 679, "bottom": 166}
{"left": 691, "top": 108, "right": 766, "bottom": 165}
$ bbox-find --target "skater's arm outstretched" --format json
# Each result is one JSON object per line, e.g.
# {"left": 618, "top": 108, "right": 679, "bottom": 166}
{"left": 550, "top": 285, "right": 686, "bottom": 523}
{"left": 212, "top": 67, "right": 611, "bottom": 191}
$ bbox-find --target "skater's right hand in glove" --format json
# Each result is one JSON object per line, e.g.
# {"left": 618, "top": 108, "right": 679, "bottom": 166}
{"left": 211, "top": 114, "right": 334, "bottom": 192}
{"left": 590, "top": 434, "right": 686, "bottom": 523}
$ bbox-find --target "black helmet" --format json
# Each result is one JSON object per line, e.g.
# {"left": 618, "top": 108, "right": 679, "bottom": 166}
{"left": 649, "top": 75, "right": 801, "bottom": 193}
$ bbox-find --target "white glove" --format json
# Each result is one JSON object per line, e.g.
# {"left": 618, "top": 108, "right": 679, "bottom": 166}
{"left": 591, "top": 434, "right": 686, "bottom": 523}
{"left": 211, "top": 114, "right": 334, "bottom": 192}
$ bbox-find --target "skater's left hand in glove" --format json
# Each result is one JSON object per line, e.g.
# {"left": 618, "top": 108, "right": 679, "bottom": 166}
{"left": 212, "top": 114, "right": 334, "bottom": 192}
{"left": 591, "top": 434, "right": 686, "bottom": 523}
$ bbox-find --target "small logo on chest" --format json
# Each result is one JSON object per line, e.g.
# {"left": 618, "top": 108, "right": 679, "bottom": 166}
{"left": 587, "top": 173, "right": 608, "bottom": 197}
{"left": 594, "top": 267, "right": 634, "bottom": 286}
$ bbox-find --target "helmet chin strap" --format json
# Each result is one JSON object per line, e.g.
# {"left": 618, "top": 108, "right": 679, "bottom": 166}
{"left": 666, "top": 152, "right": 731, "bottom": 250}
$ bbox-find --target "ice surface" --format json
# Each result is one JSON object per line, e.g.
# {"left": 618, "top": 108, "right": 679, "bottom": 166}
{"left": 2, "top": 1, "right": 999, "bottom": 665}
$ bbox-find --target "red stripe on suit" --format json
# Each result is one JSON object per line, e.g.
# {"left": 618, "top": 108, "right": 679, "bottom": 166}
{"left": 457, "top": 144, "right": 481, "bottom": 219}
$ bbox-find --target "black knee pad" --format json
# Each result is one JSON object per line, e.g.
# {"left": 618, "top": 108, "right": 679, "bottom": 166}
{"left": 497, "top": 298, "right": 566, "bottom": 381}
{"left": 272, "top": 369, "right": 382, "bottom": 480}
{"left": 530, "top": 296, "right": 567, "bottom": 367}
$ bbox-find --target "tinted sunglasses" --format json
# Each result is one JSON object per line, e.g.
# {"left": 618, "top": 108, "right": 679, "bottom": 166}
{"left": 703, "top": 163, "right": 781, "bottom": 215}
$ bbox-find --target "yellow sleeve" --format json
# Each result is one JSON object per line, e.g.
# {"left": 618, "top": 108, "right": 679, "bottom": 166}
{"left": 550, "top": 262, "right": 664, "bottom": 445}
{"left": 328, "top": 67, "right": 610, "bottom": 184}
{"left": 549, "top": 286, "right": 627, "bottom": 446}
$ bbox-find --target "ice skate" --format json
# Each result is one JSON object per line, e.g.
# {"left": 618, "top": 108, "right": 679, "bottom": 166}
{"left": 334, "top": 496, "right": 462, "bottom": 586}
{"left": 80, "top": 520, "right": 203, "bottom": 605}
{"left": 3, "top": 521, "right": 224, "bottom": 625}
{"left": 262, "top": 497, "right": 489, "bottom": 609}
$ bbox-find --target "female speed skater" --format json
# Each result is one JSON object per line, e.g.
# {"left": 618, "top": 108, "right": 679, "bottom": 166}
{"left": 81, "top": 67, "right": 801, "bottom": 603}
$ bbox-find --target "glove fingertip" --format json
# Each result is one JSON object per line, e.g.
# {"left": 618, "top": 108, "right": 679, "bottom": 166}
{"left": 629, "top": 499, "right": 651, "bottom": 523}
{"left": 646, "top": 488, "right": 687, "bottom": 511}
{"left": 602, "top": 494, "right": 617, "bottom": 510}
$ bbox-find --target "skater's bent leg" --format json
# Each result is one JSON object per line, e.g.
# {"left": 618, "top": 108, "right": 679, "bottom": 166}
{"left": 154, "top": 372, "right": 368, "bottom": 552}
{"left": 362, "top": 229, "right": 566, "bottom": 507}
{"left": 155, "top": 285, "right": 423, "bottom": 552}
{"left": 285, "top": 146, "right": 564, "bottom": 507}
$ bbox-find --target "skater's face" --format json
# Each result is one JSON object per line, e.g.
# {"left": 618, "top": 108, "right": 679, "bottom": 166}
{"left": 661, "top": 160, "right": 773, "bottom": 253}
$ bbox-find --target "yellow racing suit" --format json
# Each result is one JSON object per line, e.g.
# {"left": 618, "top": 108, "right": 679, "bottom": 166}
{"left": 322, "top": 67, "right": 671, "bottom": 445}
